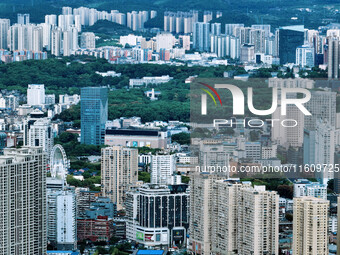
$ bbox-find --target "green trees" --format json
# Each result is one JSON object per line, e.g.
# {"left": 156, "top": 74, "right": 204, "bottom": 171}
{"left": 138, "top": 172, "right": 151, "bottom": 183}
{"left": 171, "top": 132, "right": 190, "bottom": 145}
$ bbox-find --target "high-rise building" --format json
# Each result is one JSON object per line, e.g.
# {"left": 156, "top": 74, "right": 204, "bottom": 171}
{"left": 126, "top": 184, "right": 190, "bottom": 248}
{"left": 155, "top": 33, "right": 175, "bottom": 52}
{"left": 303, "top": 120, "right": 335, "bottom": 182}
{"left": 80, "top": 87, "right": 108, "bottom": 145}
{"left": 40, "top": 23, "right": 51, "bottom": 50}
{"left": 210, "top": 34, "right": 227, "bottom": 57}
{"left": 17, "top": 13, "right": 30, "bottom": 25}
{"left": 272, "top": 93, "right": 305, "bottom": 148}
{"left": 293, "top": 197, "right": 329, "bottom": 255}
{"left": 47, "top": 189, "right": 77, "bottom": 250}
{"left": 304, "top": 90, "right": 337, "bottom": 130}
{"left": 240, "top": 44, "right": 255, "bottom": 63}
{"left": 251, "top": 24, "right": 271, "bottom": 37}
{"left": 230, "top": 36, "right": 241, "bottom": 59}
{"left": 278, "top": 25, "right": 304, "bottom": 64}
{"left": 270, "top": 78, "right": 314, "bottom": 148}
{"left": 8, "top": 24, "right": 39, "bottom": 51}
{"left": 63, "top": 30, "right": 72, "bottom": 56}
{"left": 80, "top": 32, "right": 95, "bottom": 49}
{"left": 45, "top": 14, "right": 57, "bottom": 26}
{"left": 210, "top": 23, "right": 221, "bottom": 36}
{"left": 23, "top": 111, "right": 54, "bottom": 156}
{"left": 33, "top": 26, "right": 43, "bottom": 52}
{"left": 328, "top": 37, "right": 339, "bottom": 79}
{"left": 62, "top": 6, "right": 73, "bottom": 15}
{"left": 190, "top": 175, "right": 279, "bottom": 255}
{"left": 213, "top": 181, "right": 279, "bottom": 255}
{"left": 101, "top": 146, "right": 138, "bottom": 210}
{"left": 27, "top": 84, "right": 45, "bottom": 106}
{"left": 203, "top": 11, "right": 213, "bottom": 23}
{"left": 150, "top": 155, "right": 176, "bottom": 184}
{"left": 250, "top": 29, "right": 265, "bottom": 53}
{"left": 296, "top": 44, "right": 315, "bottom": 67}
{"left": 0, "top": 147, "right": 46, "bottom": 255}
{"left": 190, "top": 173, "right": 225, "bottom": 254}
{"left": 225, "top": 23, "right": 244, "bottom": 36}
{"left": 193, "top": 22, "right": 210, "bottom": 51}
{"left": 0, "top": 19, "right": 10, "bottom": 49}
{"left": 51, "top": 28, "right": 62, "bottom": 56}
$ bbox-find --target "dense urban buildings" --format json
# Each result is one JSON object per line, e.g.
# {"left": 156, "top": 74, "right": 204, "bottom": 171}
{"left": 0, "top": 2, "right": 340, "bottom": 255}
{"left": 190, "top": 174, "right": 279, "bottom": 255}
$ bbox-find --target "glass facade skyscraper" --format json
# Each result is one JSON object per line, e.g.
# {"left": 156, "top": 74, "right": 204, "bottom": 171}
{"left": 279, "top": 25, "right": 304, "bottom": 64}
{"left": 81, "top": 87, "right": 108, "bottom": 145}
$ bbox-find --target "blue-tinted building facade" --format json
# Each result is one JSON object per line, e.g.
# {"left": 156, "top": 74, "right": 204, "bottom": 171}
{"left": 279, "top": 25, "right": 304, "bottom": 64}
{"left": 81, "top": 87, "right": 108, "bottom": 145}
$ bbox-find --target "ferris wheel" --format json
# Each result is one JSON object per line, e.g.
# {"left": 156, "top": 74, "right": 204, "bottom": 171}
{"left": 50, "top": 144, "right": 69, "bottom": 182}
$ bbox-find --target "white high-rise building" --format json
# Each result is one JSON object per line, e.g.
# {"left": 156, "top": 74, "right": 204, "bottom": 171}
{"left": 63, "top": 30, "right": 72, "bottom": 56}
{"left": 155, "top": 33, "right": 175, "bottom": 52}
{"left": 0, "top": 147, "right": 46, "bottom": 255}
{"left": 62, "top": 6, "right": 73, "bottom": 15}
{"left": 27, "top": 84, "right": 45, "bottom": 106}
{"left": 56, "top": 191, "right": 77, "bottom": 250}
{"left": 305, "top": 90, "right": 337, "bottom": 130}
{"left": 225, "top": 23, "right": 244, "bottom": 36}
{"left": 45, "top": 14, "right": 57, "bottom": 26}
{"left": 150, "top": 10, "right": 157, "bottom": 19}
{"left": 17, "top": 13, "right": 30, "bottom": 25}
{"left": 272, "top": 95, "right": 305, "bottom": 148}
{"left": 101, "top": 146, "right": 138, "bottom": 210}
{"left": 58, "top": 14, "right": 74, "bottom": 31}
{"left": 80, "top": 32, "right": 95, "bottom": 49}
{"left": 8, "top": 24, "right": 38, "bottom": 51}
{"left": 40, "top": 23, "right": 52, "bottom": 50}
{"left": 74, "top": 15, "right": 81, "bottom": 32}
{"left": 269, "top": 78, "right": 314, "bottom": 148}
{"left": 293, "top": 197, "right": 329, "bottom": 255}
{"left": 230, "top": 36, "right": 240, "bottom": 59}
{"left": 150, "top": 155, "right": 176, "bottom": 184}
{"left": 47, "top": 189, "right": 77, "bottom": 250}
{"left": 33, "top": 26, "right": 43, "bottom": 52}
{"left": 304, "top": 120, "right": 335, "bottom": 182}
{"left": 296, "top": 44, "right": 315, "bottom": 67}
{"left": 23, "top": 111, "right": 54, "bottom": 156}
{"left": 51, "top": 28, "right": 62, "bottom": 56}
{"left": 0, "top": 19, "right": 10, "bottom": 49}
